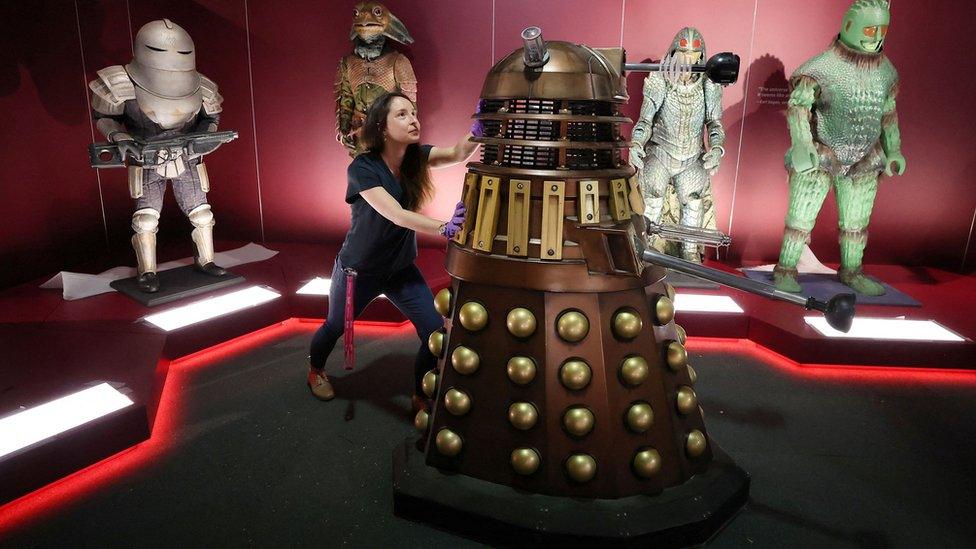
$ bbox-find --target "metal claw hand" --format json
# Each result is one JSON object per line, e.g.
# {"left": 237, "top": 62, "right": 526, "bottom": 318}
{"left": 628, "top": 146, "right": 646, "bottom": 170}
{"left": 702, "top": 147, "right": 723, "bottom": 175}
{"left": 646, "top": 220, "right": 731, "bottom": 248}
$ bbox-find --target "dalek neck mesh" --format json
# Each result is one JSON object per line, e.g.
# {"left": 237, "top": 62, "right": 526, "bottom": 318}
{"left": 477, "top": 99, "right": 623, "bottom": 170}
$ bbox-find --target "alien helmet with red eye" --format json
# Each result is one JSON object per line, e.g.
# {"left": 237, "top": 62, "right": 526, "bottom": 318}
{"left": 669, "top": 27, "right": 706, "bottom": 59}
{"left": 839, "top": 0, "right": 891, "bottom": 54}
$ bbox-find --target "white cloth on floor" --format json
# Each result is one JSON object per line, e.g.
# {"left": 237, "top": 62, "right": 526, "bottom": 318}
{"left": 40, "top": 243, "right": 278, "bottom": 300}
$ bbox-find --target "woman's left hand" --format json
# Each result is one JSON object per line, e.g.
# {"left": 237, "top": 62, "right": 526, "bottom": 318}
{"left": 443, "top": 201, "right": 466, "bottom": 238}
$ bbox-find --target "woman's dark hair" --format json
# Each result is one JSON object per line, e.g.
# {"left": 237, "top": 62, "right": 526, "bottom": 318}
{"left": 361, "top": 92, "right": 432, "bottom": 211}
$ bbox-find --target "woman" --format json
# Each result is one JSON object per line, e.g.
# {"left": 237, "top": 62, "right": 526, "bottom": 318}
{"left": 308, "top": 92, "right": 479, "bottom": 410}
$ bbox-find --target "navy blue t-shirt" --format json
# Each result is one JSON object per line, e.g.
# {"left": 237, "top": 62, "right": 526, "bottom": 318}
{"left": 337, "top": 144, "right": 433, "bottom": 275}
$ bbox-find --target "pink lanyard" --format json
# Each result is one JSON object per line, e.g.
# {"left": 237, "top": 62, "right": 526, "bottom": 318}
{"left": 343, "top": 267, "right": 357, "bottom": 371}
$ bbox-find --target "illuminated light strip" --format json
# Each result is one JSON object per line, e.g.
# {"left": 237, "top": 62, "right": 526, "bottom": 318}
{"left": 296, "top": 277, "right": 331, "bottom": 295}
{"left": 0, "top": 383, "right": 134, "bottom": 459}
{"left": 143, "top": 286, "right": 281, "bottom": 331}
{"left": 805, "top": 317, "right": 965, "bottom": 342}
{"left": 686, "top": 336, "right": 976, "bottom": 385}
{"left": 3, "top": 317, "right": 972, "bottom": 534}
{"left": 0, "top": 317, "right": 413, "bottom": 534}
{"left": 293, "top": 277, "right": 387, "bottom": 300}
{"left": 292, "top": 317, "right": 409, "bottom": 328}
{"left": 673, "top": 293, "right": 744, "bottom": 313}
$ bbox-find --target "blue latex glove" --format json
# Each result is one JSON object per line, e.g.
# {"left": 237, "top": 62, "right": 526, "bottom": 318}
{"left": 444, "top": 201, "right": 466, "bottom": 239}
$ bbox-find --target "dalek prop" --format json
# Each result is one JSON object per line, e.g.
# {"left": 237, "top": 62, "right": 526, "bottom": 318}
{"left": 394, "top": 28, "right": 854, "bottom": 546}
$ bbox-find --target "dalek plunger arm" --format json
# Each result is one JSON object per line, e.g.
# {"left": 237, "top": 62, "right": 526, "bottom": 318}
{"left": 640, "top": 248, "right": 855, "bottom": 332}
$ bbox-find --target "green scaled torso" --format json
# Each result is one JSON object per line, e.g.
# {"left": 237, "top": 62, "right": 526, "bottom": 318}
{"left": 793, "top": 45, "right": 897, "bottom": 168}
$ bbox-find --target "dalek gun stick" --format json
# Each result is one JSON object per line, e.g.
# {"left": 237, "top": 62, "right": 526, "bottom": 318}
{"left": 88, "top": 130, "right": 239, "bottom": 168}
{"left": 640, "top": 247, "right": 856, "bottom": 332}
{"left": 625, "top": 51, "right": 741, "bottom": 85}
{"left": 645, "top": 220, "right": 731, "bottom": 248}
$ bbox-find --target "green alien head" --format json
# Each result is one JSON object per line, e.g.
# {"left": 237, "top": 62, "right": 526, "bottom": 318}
{"left": 840, "top": 0, "right": 891, "bottom": 53}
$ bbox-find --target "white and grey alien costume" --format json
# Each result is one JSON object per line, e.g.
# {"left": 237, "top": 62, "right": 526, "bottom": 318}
{"left": 90, "top": 19, "right": 225, "bottom": 292}
{"left": 629, "top": 27, "right": 726, "bottom": 262}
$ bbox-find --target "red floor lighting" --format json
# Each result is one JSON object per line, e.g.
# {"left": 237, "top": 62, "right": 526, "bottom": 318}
{"left": 0, "top": 317, "right": 410, "bottom": 536}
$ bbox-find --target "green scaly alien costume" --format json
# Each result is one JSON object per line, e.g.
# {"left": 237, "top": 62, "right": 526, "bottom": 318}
{"left": 773, "top": 0, "right": 906, "bottom": 296}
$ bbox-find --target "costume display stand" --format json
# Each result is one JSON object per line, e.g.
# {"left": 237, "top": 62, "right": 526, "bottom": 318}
{"left": 110, "top": 266, "right": 244, "bottom": 307}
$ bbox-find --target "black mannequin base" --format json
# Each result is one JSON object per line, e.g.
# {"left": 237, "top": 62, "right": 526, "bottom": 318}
{"left": 111, "top": 265, "right": 244, "bottom": 307}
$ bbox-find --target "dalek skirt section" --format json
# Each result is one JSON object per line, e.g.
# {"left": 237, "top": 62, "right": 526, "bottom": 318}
{"left": 417, "top": 42, "right": 709, "bottom": 499}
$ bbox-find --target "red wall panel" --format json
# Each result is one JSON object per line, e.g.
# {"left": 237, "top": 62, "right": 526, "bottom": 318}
{"left": 249, "top": 0, "right": 492, "bottom": 253}
{"left": 966, "top": 226, "right": 976, "bottom": 272}
{"left": 77, "top": 0, "right": 146, "bottom": 261}
{"left": 873, "top": 0, "right": 976, "bottom": 271}
{"left": 245, "top": 0, "right": 348, "bottom": 246}
{"left": 493, "top": 0, "right": 624, "bottom": 59}
{"left": 391, "top": 0, "right": 493, "bottom": 249}
{"left": 1, "top": 0, "right": 974, "bottom": 293}
{"left": 0, "top": 1, "right": 108, "bottom": 289}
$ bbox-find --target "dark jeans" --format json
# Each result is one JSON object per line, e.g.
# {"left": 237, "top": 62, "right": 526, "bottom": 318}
{"left": 309, "top": 258, "right": 444, "bottom": 396}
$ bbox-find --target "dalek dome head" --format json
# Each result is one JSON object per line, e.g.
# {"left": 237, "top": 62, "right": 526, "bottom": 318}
{"left": 481, "top": 28, "right": 627, "bottom": 102}
{"left": 470, "top": 28, "right": 634, "bottom": 175}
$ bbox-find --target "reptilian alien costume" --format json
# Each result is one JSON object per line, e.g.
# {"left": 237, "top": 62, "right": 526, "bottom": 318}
{"left": 774, "top": 0, "right": 905, "bottom": 296}
{"left": 630, "top": 27, "right": 725, "bottom": 263}
{"left": 335, "top": 2, "right": 417, "bottom": 156}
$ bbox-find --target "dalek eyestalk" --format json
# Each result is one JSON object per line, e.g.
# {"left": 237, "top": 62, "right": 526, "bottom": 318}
{"left": 521, "top": 26, "right": 549, "bottom": 68}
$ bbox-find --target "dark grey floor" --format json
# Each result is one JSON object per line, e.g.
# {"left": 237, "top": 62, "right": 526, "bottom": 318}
{"left": 3, "top": 326, "right": 975, "bottom": 548}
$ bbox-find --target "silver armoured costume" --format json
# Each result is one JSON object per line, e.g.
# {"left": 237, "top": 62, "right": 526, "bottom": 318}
{"left": 630, "top": 28, "right": 725, "bottom": 261}
{"left": 90, "top": 19, "right": 225, "bottom": 292}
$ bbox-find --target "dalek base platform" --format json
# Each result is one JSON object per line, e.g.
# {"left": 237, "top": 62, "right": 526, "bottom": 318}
{"left": 393, "top": 438, "right": 749, "bottom": 547}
